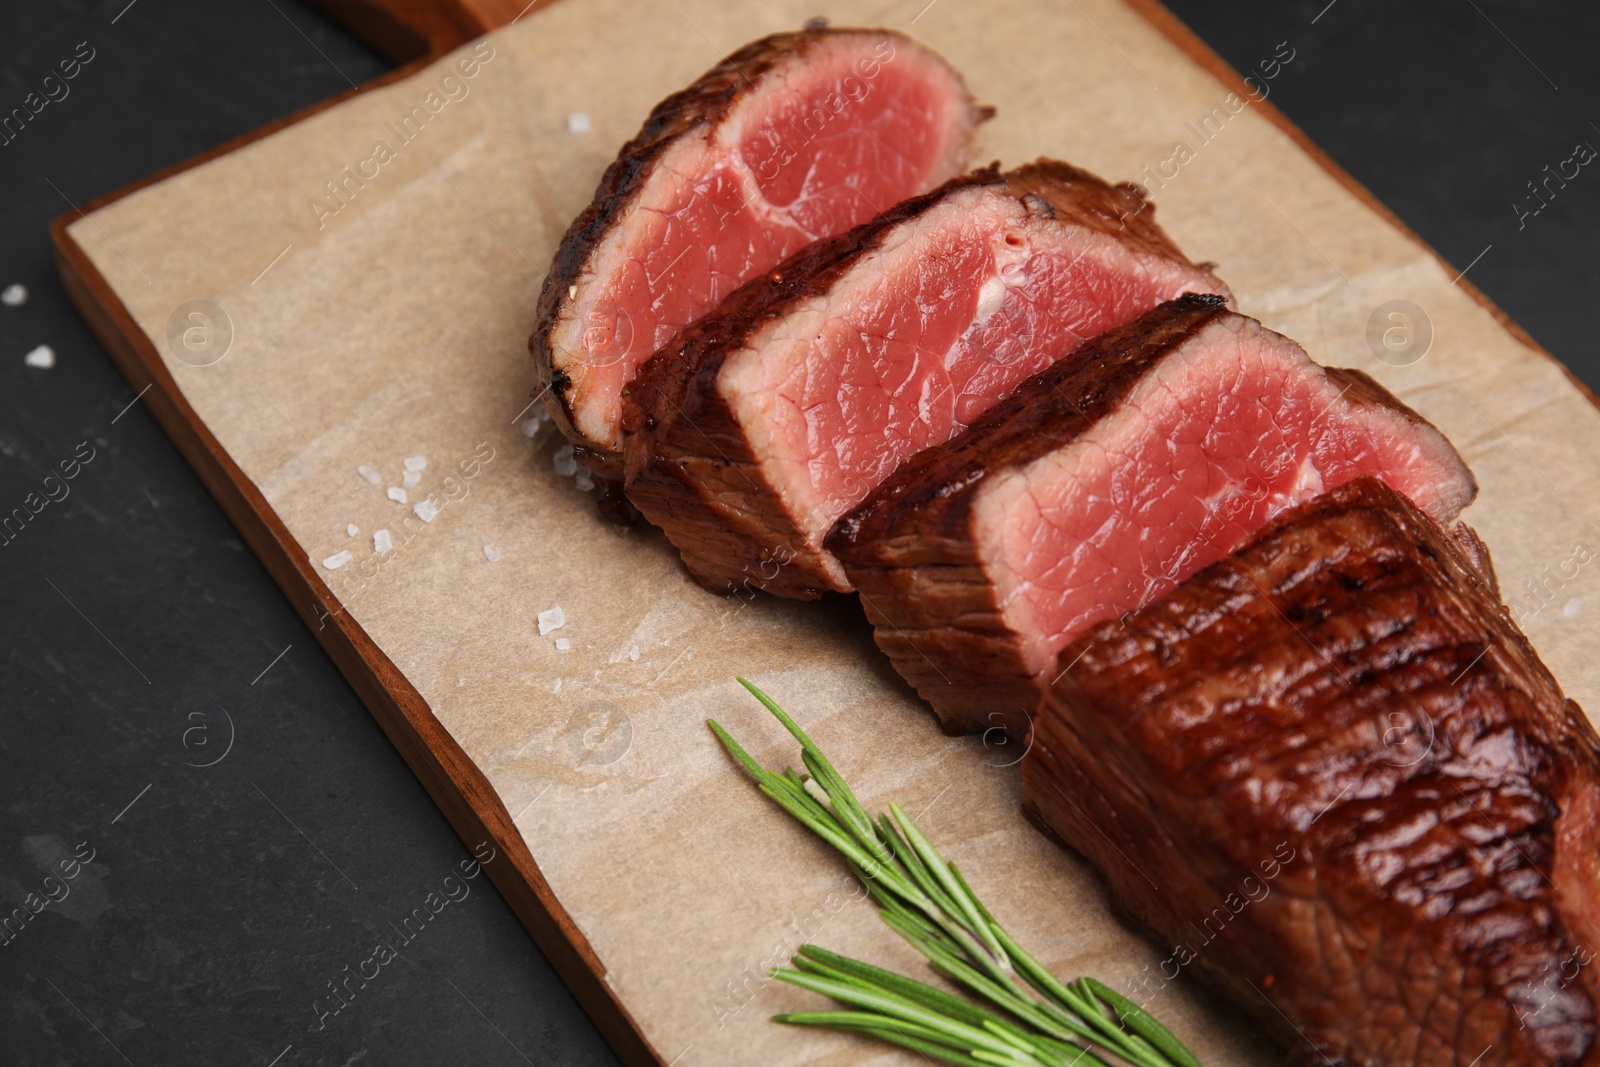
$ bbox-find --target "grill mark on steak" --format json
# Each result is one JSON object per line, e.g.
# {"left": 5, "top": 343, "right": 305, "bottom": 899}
{"left": 530, "top": 25, "right": 988, "bottom": 490}
{"left": 1023, "top": 476, "right": 1600, "bottom": 1067}
{"left": 828, "top": 296, "right": 1477, "bottom": 740}
{"left": 624, "top": 162, "right": 1231, "bottom": 599}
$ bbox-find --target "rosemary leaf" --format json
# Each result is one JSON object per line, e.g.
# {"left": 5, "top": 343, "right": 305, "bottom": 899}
{"left": 737, "top": 678, "right": 880, "bottom": 848}
{"left": 773, "top": 968, "right": 1025, "bottom": 1060}
{"left": 890, "top": 803, "right": 1007, "bottom": 959}
{"left": 774, "top": 1011, "right": 1000, "bottom": 1067}
{"left": 878, "top": 813, "right": 964, "bottom": 918}
{"left": 1079, "top": 977, "right": 1204, "bottom": 1067}
{"left": 990, "top": 926, "right": 1166, "bottom": 1066}
{"left": 922, "top": 951, "right": 1108, "bottom": 1052}
{"left": 950, "top": 861, "right": 1001, "bottom": 927}
{"left": 792, "top": 945, "right": 1004, "bottom": 1032}
{"left": 704, "top": 718, "right": 772, "bottom": 782}
{"left": 712, "top": 683, "right": 1206, "bottom": 1067}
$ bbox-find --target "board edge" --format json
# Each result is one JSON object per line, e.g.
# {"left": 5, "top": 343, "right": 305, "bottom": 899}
{"left": 1120, "top": 0, "right": 1600, "bottom": 412}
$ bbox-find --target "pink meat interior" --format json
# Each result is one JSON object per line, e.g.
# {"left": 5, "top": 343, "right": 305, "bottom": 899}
{"left": 974, "top": 315, "right": 1478, "bottom": 682}
{"left": 719, "top": 189, "right": 1229, "bottom": 582}
{"left": 556, "top": 33, "right": 975, "bottom": 449}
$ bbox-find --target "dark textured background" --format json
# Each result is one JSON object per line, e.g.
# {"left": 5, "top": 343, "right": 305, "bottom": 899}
{"left": 1, "top": 2, "right": 1595, "bottom": 1064}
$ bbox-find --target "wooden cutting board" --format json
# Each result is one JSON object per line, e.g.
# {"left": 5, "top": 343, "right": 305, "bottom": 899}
{"left": 51, "top": 2, "right": 1600, "bottom": 1065}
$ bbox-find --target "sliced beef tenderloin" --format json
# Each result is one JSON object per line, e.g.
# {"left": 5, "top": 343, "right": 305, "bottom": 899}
{"left": 531, "top": 25, "right": 988, "bottom": 491}
{"left": 828, "top": 295, "right": 1476, "bottom": 739}
{"left": 1023, "top": 476, "right": 1600, "bottom": 1067}
{"left": 624, "top": 161, "right": 1231, "bottom": 598}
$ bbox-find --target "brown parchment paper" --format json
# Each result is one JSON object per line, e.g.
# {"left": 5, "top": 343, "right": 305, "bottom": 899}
{"left": 70, "top": 0, "right": 1600, "bottom": 1062}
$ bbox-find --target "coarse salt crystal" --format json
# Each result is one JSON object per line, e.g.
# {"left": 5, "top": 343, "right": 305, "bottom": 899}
{"left": 553, "top": 445, "right": 578, "bottom": 477}
{"left": 567, "top": 112, "right": 591, "bottom": 133}
{"left": 386, "top": 486, "right": 407, "bottom": 503}
{"left": 629, "top": 646, "right": 639, "bottom": 661}
{"left": 404, "top": 454, "right": 427, "bottom": 471}
{"left": 1, "top": 283, "right": 27, "bottom": 307}
{"left": 555, "top": 637, "right": 571, "bottom": 651}
{"left": 24, "top": 344, "right": 55, "bottom": 369}
{"left": 322, "top": 550, "right": 353, "bottom": 570}
{"left": 519, "top": 417, "right": 542, "bottom": 438}
{"left": 374, "top": 528, "right": 393, "bottom": 552}
{"left": 414, "top": 499, "right": 438, "bottom": 522}
{"left": 1565, "top": 598, "right": 1582, "bottom": 617}
{"left": 346, "top": 523, "right": 359, "bottom": 537}
{"left": 402, "top": 469, "right": 421, "bottom": 489}
{"left": 484, "top": 545, "right": 502, "bottom": 563}
{"left": 358, "top": 464, "right": 382, "bottom": 485}
{"left": 574, "top": 467, "right": 595, "bottom": 492}
{"left": 538, "top": 605, "right": 565, "bottom": 635}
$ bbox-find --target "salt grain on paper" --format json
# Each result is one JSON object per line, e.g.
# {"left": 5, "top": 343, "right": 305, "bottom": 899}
{"left": 374, "top": 528, "right": 393, "bottom": 552}
{"left": 346, "top": 523, "right": 359, "bottom": 537}
{"left": 414, "top": 500, "right": 439, "bottom": 523}
{"left": 567, "top": 112, "right": 591, "bottom": 133}
{"left": 538, "top": 605, "right": 566, "bottom": 636}
{"left": 553, "top": 445, "right": 578, "bottom": 477}
{"left": 1565, "top": 598, "right": 1582, "bottom": 617}
{"left": 629, "top": 646, "right": 639, "bottom": 662}
{"left": 402, "top": 469, "right": 421, "bottom": 489}
{"left": 386, "top": 486, "right": 407, "bottom": 503}
{"left": 483, "top": 545, "right": 502, "bottom": 563}
{"left": 24, "top": 344, "right": 55, "bottom": 369}
{"left": 358, "top": 464, "right": 382, "bottom": 485}
{"left": 555, "top": 637, "right": 572, "bottom": 651}
{"left": 404, "top": 454, "right": 427, "bottom": 472}
{"left": 574, "top": 467, "right": 595, "bottom": 492}
{"left": 1, "top": 283, "right": 27, "bottom": 307}
{"left": 322, "top": 550, "right": 353, "bottom": 570}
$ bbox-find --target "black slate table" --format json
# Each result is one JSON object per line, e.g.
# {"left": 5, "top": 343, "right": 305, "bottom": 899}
{"left": 2, "top": 2, "right": 1597, "bottom": 1064}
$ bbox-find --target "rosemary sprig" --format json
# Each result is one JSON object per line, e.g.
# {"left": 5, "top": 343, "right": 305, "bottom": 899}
{"left": 709, "top": 678, "right": 1203, "bottom": 1067}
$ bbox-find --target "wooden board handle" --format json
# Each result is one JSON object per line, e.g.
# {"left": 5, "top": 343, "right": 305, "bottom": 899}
{"left": 306, "top": 0, "right": 536, "bottom": 64}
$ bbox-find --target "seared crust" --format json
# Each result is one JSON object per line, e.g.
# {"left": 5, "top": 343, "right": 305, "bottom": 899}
{"left": 832, "top": 294, "right": 1231, "bottom": 543}
{"left": 1024, "top": 477, "right": 1600, "bottom": 1066}
{"left": 827, "top": 294, "right": 1232, "bottom": 734}
{"left": 625, "top": 164, "right": 1225, "bottom": 599}
{"left": 827, "top": 295, "right": 1477, "bottom": 739}
{"left": 529, "top": 25, "right": 989, "bottom": 491}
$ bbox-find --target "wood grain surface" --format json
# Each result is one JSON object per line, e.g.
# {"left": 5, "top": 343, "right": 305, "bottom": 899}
{"left": 48, "top": 2, "right": 1593, "bottom": 1064}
